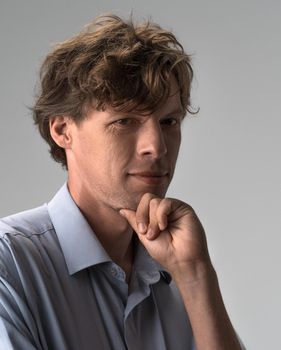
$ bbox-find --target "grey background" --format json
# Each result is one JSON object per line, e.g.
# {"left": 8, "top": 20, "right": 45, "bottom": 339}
{"left": 0, "top": 0, "right": 280, "bottom": 349}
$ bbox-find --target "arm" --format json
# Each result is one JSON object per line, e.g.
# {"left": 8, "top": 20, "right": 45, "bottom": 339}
{"left": 0, "top": 236, "right": 42, "bottom": 350}
{"left": 0, "top": 278, "right": 41, "bottom": 350}
{"left": 120, "top": 193, "right": 244, "bottom": 350}
{"left": 172, "top": 262, "right": 243, "bottom": 350}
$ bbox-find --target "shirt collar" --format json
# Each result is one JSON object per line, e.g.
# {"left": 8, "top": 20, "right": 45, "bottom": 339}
{"left": 47, "top": 183, "right": 171, "bottom": 284}
{"left": 134, "top": 241, "right": 171, "bottom": 284}
{"left": 47, "top": 183, "right": 111, "bottom": 275}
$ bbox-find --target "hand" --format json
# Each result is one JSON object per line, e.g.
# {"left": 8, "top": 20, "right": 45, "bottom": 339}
{"left": 120, "top": 193, "right": 212, "bottom": 278}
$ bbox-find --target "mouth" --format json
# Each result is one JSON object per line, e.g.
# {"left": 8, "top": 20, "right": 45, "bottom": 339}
{"left": 128, "top": 172, "right": 169, "bottom": 185}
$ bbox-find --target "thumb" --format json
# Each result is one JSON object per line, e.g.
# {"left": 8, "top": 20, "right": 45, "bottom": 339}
{"left": 119, "top": 209, "right": 147, "bottom": 242}
{"left": 119, "top": 209, "right": 138, "bottom": 233}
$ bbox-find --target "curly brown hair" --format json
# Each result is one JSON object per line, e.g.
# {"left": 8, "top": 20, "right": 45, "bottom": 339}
{"left": 32, "top": 14, "right": 195, "bottom": 168}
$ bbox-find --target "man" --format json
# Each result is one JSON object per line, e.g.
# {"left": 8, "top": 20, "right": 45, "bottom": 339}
{"left": 0, "top": 15, "right": 245, "bottom": 349}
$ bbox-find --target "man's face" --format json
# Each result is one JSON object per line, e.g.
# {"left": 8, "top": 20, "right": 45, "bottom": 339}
{"left": 66, "top": 83, "right": 184, "bottom": 211}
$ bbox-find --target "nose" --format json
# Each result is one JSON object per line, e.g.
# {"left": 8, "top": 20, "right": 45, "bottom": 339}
{"left": 136, "top": 120, "right": 167, "bottom": 159}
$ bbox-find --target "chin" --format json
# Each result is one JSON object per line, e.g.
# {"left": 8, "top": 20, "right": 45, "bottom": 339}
{"left": 118, "top": 188, "right": 168, "bottom": 211}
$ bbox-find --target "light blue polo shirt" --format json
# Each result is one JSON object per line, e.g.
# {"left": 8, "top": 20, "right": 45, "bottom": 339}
{"left": 0, "top": 184, "right": 195, "bottom": 349}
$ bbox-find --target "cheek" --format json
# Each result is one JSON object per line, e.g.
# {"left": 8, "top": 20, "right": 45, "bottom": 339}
{"left": 109, "top": 142, "right": 134, "bottom": 167}
{"left": 109, "top": 133, "right": 136, "bottom": 158}
{"left": 166, "top": 131, "right": 181, "bottom": 154}
{"left": 100, "top": 138, "right": 135, "bottom": 175}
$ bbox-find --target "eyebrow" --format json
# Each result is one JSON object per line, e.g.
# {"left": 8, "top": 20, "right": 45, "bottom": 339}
{"left": 163, "top": 108, "right": 185, "bottom": 118}
{"left": 165, "top": 108, "right": 184, "bottom": 115}
{"left": 107, "top": 108, "right": 185, "bottom": 119}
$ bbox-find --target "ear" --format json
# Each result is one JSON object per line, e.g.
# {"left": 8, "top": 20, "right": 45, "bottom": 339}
{"left": 49, "top": 116, "right": 73, "bottom": 149}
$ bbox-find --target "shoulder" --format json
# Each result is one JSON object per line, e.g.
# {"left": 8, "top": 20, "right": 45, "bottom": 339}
{"left": 0, "top": 204, "right": 53, "bottom": 239}
{"left": 0, "top": 205, "right": 55, "bottom": 284}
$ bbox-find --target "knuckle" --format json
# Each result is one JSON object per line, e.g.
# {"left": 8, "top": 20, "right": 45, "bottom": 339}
{"left": 135, "top": 208, "right": 149, "bottom": 224}
{"left": 149, "top": 197, "right": 161, "bottom": 208}
{"left": 136, "top": 214, "right": 148, "bottom": 224}
{"left": 142, "top": 192, "right": 155, "bottom": 201}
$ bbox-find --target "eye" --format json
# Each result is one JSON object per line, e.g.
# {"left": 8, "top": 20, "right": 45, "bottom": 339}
{"left": 160, "top": 118, "right": 178, "bottom": 126}
{"left": 113, "top": 118, "right": 134, "bottom": 126}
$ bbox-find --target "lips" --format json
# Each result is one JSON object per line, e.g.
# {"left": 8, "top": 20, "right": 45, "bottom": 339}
{"left": 128, "top": 171, "right": 169, "bottom": 185}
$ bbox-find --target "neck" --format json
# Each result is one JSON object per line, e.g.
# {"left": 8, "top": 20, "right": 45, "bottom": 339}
{"left": 67, "top": 180, "right": 134, "bottom": 273}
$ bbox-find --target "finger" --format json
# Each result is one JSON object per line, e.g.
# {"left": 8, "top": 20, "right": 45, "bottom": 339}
{"left": 135, "top": 193, "right": 157, "bottom": 235}
{"left": 119, "top": 209, "right": 149, "bottom": 245}
{"left": 146, "top": 198, "right": 162, "bottom": 240}
{"left": 156, "top": 198, "right": 173, "bottom": 231}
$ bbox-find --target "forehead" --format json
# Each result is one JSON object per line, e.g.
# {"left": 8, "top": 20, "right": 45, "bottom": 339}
{"left": 110, "top": 78, "right": 183, "bottom": 117}
{"left": 157, "top": 82, "right": 183, "bottom": 113}
{"left": 104, "top": 95, "right": 183, "bottom": 120}
{"left": 83, "top": 75, "right": 185, "bottom": 122}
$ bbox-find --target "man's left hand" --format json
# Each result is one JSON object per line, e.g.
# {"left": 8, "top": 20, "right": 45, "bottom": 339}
{"left": 120, "top": 193, "right": 212, "bottom": 278}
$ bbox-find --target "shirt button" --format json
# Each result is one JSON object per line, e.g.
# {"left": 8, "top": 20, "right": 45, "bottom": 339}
{"left": 110, "top": 266, "right": 117, "bottom": 277}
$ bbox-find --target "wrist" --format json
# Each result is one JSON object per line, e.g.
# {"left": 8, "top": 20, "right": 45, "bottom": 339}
{"left": 170, "top": 259, "right": 216, "bottom": 286}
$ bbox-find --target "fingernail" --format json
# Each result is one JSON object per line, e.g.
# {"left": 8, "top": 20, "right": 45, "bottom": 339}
{"left": 119, "top": 210, "right": 126, "bottom": 217}
{"left": 146, "top": 228, "right": 153, "bottom": 239}
{"left": 138, "top": 223, "right": 147, "bottom": 234}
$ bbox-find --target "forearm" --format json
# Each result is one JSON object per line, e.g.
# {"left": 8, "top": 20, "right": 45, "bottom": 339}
{"left": 171, "top": 262, "right": 242, "bottom": 350}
